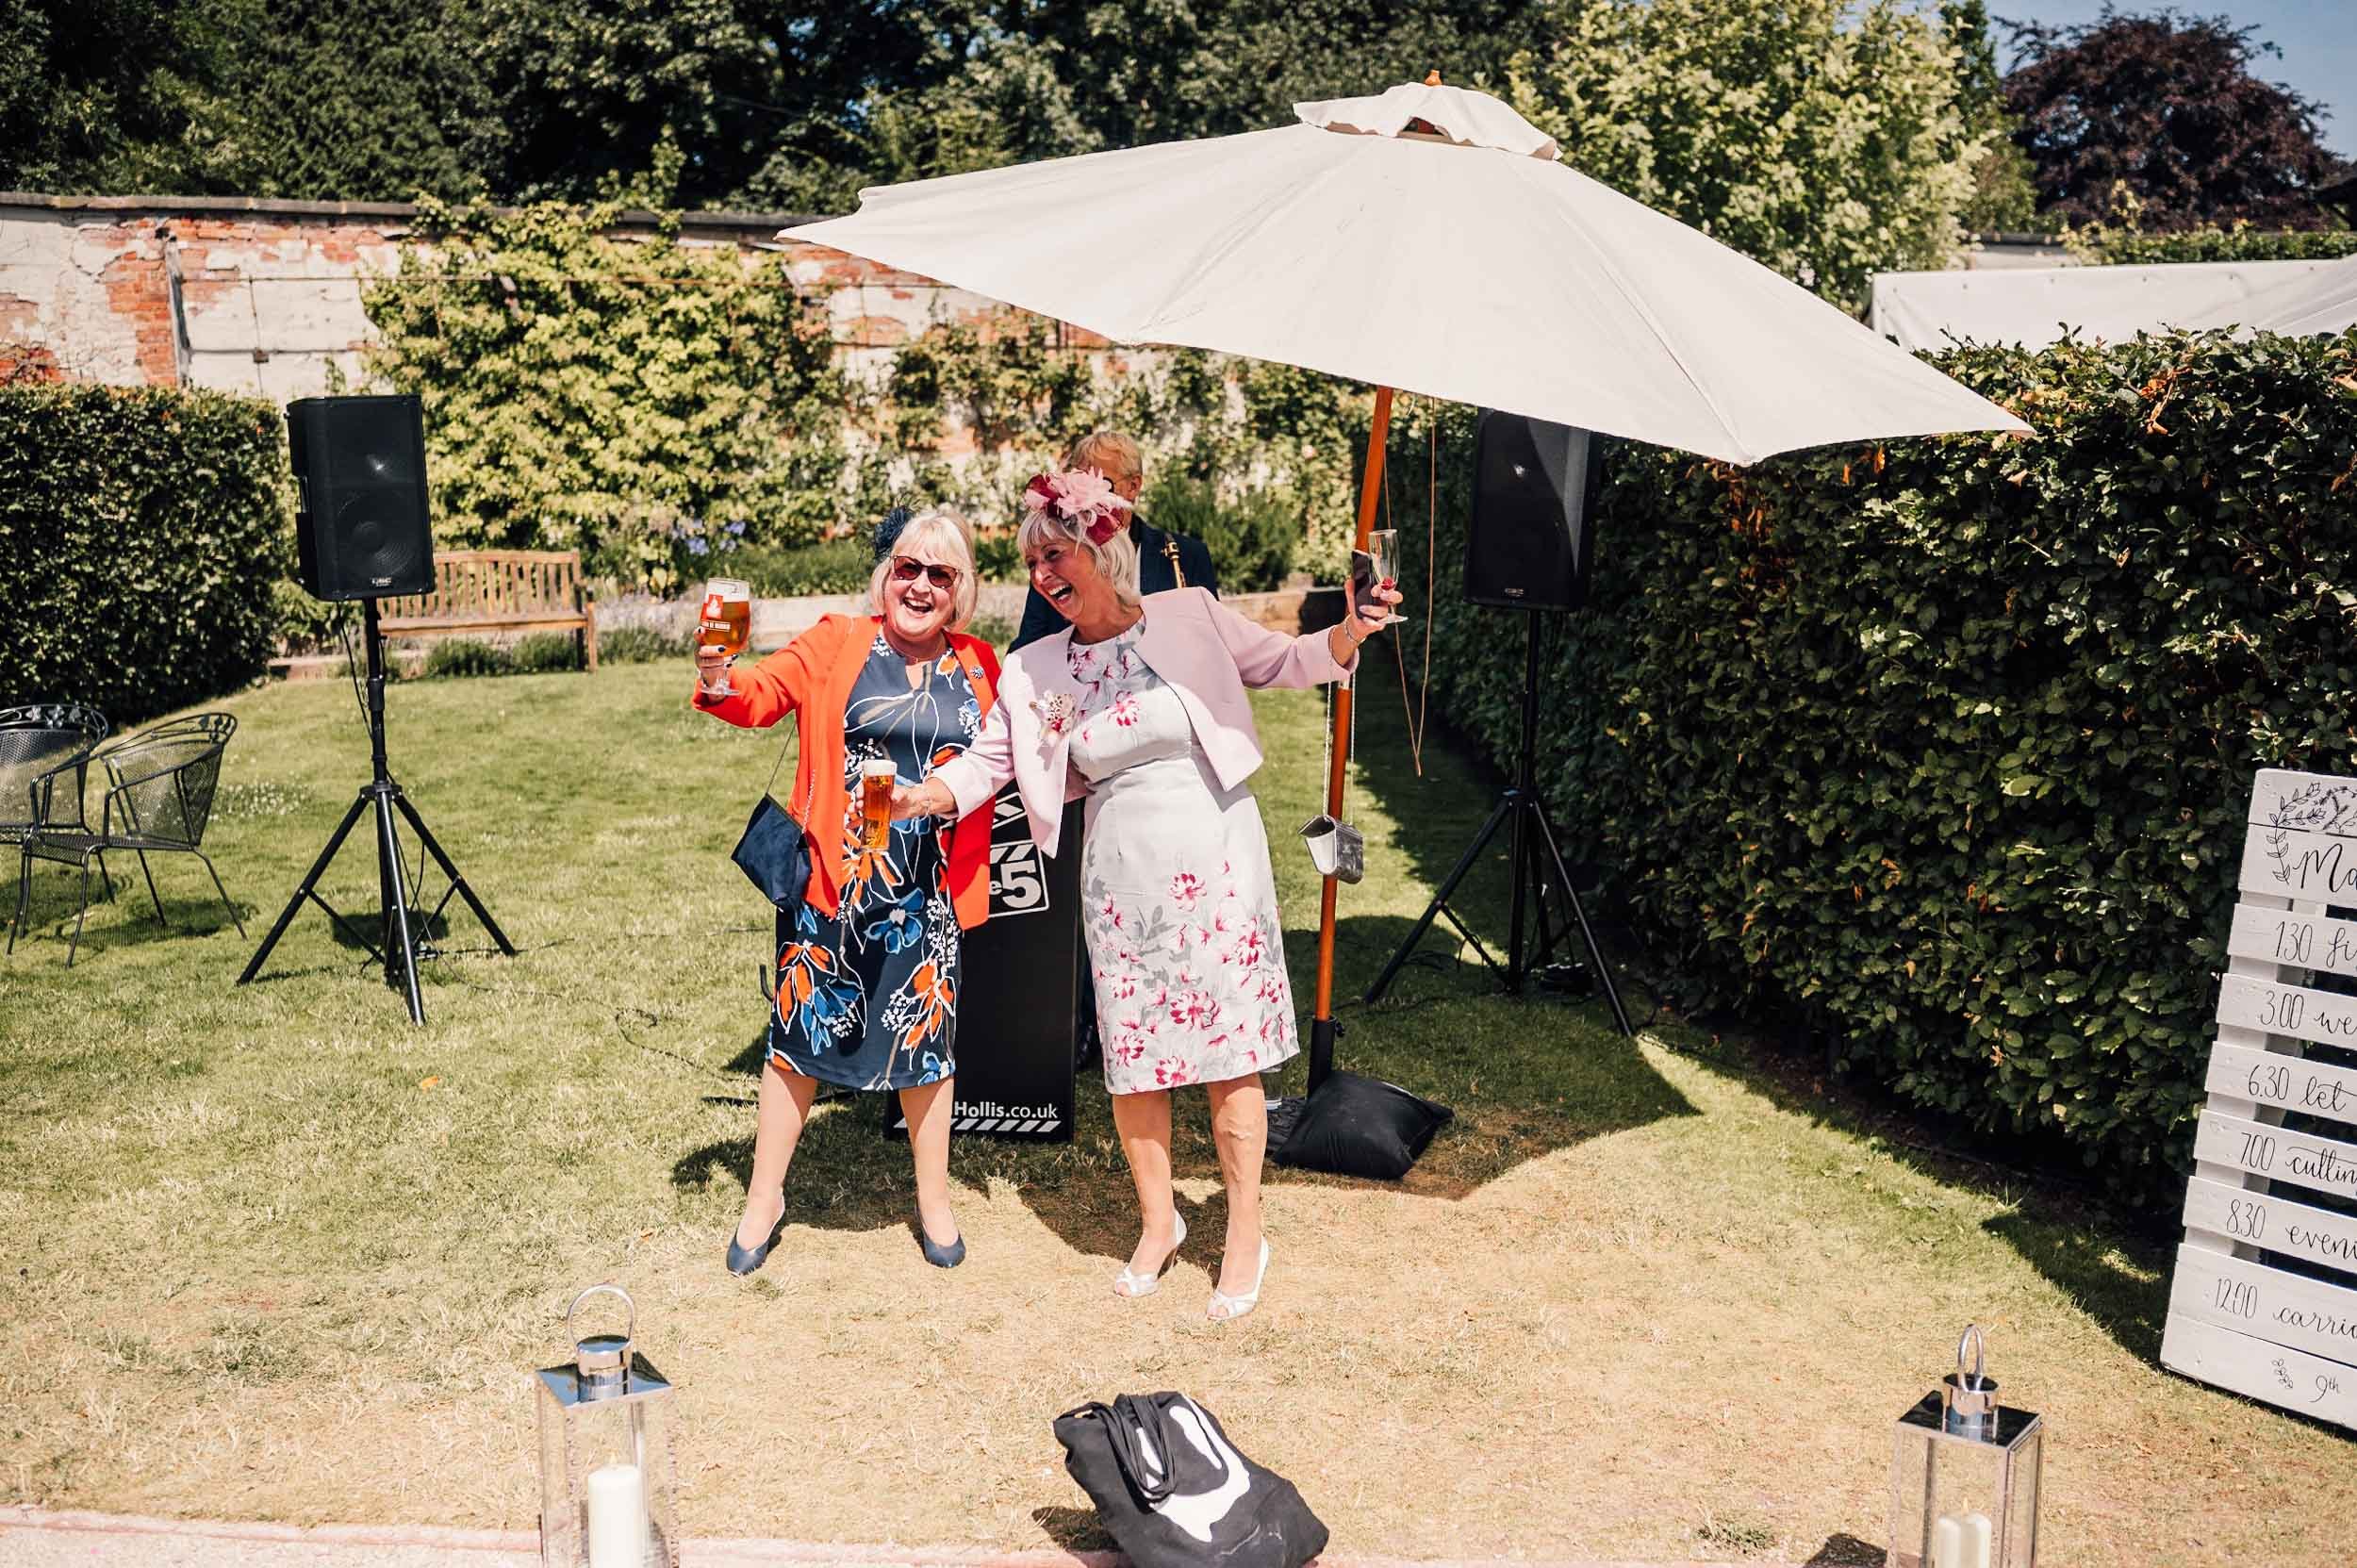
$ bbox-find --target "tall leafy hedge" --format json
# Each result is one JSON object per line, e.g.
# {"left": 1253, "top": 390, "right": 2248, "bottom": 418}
{"left": 2075, "top": 224, "right": 2357, "bottom": 266}
{"left": 0, "top": 384, "right": 288, "bottom": 724}
{"left": 1408, "top": 330, "right": 2357, "bottom": 1201}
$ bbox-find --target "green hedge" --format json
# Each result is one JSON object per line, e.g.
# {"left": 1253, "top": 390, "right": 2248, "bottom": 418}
{"left": 2080, "top": 225, "right": 2357, "bottom": 266}
{"left": 0, "top": 384, "right": 289, "bottom": 724}
{"left": 1411, "top": 330, "right": 2357, "bottom": 1201}
{"left": 1142, "top": 475, "right": 1300, "bottom": 592}
{"left": 731, "top": 536, "right": 876, "bottom": 597}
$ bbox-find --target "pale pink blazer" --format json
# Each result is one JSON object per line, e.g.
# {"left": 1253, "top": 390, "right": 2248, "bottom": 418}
{"left": 938, "top": 586, "right": 1355, "bottom": 857}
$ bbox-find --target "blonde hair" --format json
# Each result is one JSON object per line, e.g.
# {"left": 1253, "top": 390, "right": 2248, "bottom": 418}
{"left": 1019, "top": 504, "right": 1141, "bottom": 611}
{"left": 867, "top": 507, "right": 980, "bottom": 632}
{"left": 1062, "top": 430, "right": 1142, "bottom": 490}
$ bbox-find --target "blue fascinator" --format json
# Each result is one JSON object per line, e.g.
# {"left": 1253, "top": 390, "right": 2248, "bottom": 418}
{"left": 870, "top": 505, "right": 913, "bottom": 564}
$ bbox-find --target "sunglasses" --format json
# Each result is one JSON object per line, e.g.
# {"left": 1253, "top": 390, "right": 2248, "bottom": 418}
{"left": 890, "top": 556, "right": 960, "bottom": 589}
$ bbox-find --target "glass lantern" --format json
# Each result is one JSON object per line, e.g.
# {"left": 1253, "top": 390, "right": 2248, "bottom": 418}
{"left": 536, "top": 1285, "right": 681, "bottom": 1568}
{"left": 1888, "top": 1326, "right": 2042, "bottom": 1568}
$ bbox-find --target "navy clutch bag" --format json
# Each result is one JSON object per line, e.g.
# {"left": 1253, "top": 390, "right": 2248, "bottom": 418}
{"left": 732, "top": 793, "right": 812, "bottom": 911}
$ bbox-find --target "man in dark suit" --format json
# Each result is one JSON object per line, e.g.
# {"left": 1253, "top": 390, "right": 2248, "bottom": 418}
{"left": 1011, "top": 430, "right": 1219, "bottom": 651}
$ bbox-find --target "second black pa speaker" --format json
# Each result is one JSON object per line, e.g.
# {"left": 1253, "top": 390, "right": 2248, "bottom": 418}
{"left": 1464, "top": 411, "right": 1601, "bottom": 612}
{"left": 288, "top": 394, "right": 433, "bottom": 601}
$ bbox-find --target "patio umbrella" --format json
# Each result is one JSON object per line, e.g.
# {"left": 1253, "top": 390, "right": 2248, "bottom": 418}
{"left": 786, "top": 77, "right": 2029, "bottom": 1117}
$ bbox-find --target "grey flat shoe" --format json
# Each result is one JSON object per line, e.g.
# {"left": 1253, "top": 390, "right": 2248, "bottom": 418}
{"left": 727, "top": 1213, "right": 783, "bottom": 1277}
{"left": 916, "top": 1214, "right": 965, "bottom": 1269}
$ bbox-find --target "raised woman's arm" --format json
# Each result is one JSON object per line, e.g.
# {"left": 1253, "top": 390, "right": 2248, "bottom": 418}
{"left": 1204, "top": 587, "right": 1392, "bottom": 690}
{"left": 691, "top": 617, "right": 840, "bottom": 728}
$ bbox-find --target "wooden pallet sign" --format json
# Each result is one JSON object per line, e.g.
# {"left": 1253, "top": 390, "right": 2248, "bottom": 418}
{"left": 2160, "top": 768, "right": 2357, "bottom": 1430}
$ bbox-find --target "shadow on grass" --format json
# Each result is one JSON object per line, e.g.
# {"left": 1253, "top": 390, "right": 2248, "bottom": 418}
{"left": 3, "top": 866, "right": 249, "bottom": 963}
{"left": 325, "top": 905, "right": 451, "bottom": 949}
{"left": 672, "top": 1028, "right": 1020, "bottom": 1238}
{"left": 1981, "top": 1208, "right": 2168, "bottom": 1363}
{"left": 1030, "top": 1505, "right": 1112, "bottom": 1551}
{"left": 1805, "top": 1533, "right": 1887, "bottom": 1566}
{"left": 1347, "top": 630, "right": 2182, "bottom": 1367}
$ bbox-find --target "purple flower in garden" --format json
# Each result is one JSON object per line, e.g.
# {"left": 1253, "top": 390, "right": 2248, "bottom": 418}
{"left": 686, "top": 536, "right": 709, "bottom": 556}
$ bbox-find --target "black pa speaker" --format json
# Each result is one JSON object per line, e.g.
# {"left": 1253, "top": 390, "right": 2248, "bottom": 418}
{"left": 1464, "top": 410, "right": 1601, "bottom": 612}
{"left": 287, "top": 395, "right": 433, "bottom": 601}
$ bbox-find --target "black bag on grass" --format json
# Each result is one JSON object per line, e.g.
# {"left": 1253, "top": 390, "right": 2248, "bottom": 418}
{"left": 1052, "top": 1393, "right": 1327, "bottom": 1568}
{"left": 1269, "top": 1070, "right": 1453, "bottom": 1180}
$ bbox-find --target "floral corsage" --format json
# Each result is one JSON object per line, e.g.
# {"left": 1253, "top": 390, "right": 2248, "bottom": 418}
{"left": 1031, "top": 691, "right": 1079, "bottom": 737}
{"left": 1022, "top": 467, "right": 1132, "bottom": 545}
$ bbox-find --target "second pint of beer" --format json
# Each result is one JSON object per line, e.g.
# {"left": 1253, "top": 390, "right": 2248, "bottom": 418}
{"left": 859, "top": 760, "right": 898, "bottom": 850}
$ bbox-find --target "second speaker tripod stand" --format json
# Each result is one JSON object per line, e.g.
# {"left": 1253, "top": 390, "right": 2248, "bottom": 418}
{"left": 237, "top": 600, "right": 513, "bottom": 1022}
{"left": 1363, "top": 610, "right": 1632, "bottom": 1034}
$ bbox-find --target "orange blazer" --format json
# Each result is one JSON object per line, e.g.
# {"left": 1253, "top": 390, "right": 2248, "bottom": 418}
{"left": 695, "top": 615, "right": 1003, "bottom": 930}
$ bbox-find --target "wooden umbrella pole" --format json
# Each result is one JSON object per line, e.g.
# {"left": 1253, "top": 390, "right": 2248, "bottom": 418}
{"left": 1309, "top": 384, "right": 1393, "bottom": 1088}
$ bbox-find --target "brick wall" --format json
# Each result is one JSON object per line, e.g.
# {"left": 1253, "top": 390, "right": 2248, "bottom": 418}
{"left": 0, "top": 191, "right": 1092, "bottom": 401}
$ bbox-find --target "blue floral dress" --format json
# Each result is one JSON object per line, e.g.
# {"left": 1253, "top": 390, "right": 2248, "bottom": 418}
{"left": 768, "top": 635, "right": 980, "bottom": 1091}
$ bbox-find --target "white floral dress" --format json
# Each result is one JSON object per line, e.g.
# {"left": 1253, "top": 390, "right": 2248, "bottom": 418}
{"left": 1067, "top": 619, "right": 1301, "bottom": 1094}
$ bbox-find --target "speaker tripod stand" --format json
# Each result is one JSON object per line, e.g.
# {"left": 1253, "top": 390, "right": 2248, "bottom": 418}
{"left": 1364, "top": 611, "right": 1632, "bottom": 1035}
{"left": 238, "top": 600, "right": 513, "bottom": 1022}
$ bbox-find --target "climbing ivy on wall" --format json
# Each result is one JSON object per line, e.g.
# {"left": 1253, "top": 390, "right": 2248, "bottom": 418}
{"left": 357, "top": 199, "right": 846, "bottom": 593}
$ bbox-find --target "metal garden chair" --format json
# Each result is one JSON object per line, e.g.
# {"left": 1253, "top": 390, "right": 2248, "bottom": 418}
{"left": 10, "top": 712, "right": 244, "bottom": 966}
{"left": 4, "top": 702, "right": 111, "bottom": 945}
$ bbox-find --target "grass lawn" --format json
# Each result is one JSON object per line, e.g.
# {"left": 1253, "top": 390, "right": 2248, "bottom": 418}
{"left": 2, "top": 647, "right": 2350, "bottom": 1565}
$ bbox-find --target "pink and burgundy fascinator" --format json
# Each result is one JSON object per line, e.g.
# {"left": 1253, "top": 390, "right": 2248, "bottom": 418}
{"left": 1022, "top": 467, "right": 1132, "bottom": 546}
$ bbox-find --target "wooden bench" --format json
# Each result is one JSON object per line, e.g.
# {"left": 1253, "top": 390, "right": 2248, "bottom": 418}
{"left": 378, "top": 550, "right": 599, "bottom": 671}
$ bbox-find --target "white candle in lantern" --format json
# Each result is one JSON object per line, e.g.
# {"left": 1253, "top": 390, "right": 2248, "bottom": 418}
{"left": 585, "top": 1461, "right": 644, "bottom": 1568}
{"left": 1961, "top": 1510, "right": 1993, "bottom": 1568}
{"left": 1930, "top": 1513, "right": 1964, "bottom": 1568}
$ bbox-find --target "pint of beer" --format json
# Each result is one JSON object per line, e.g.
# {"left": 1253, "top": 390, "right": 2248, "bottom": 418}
{"left": 859, "top": 760, "right": 898, "bottom": 850}
{"left": 699, "top": 578, "right": 751, "bottom": 658}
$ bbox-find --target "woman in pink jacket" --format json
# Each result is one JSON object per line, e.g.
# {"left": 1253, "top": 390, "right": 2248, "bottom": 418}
{"left": 894, "top": 468, "right": 1396, "bottom": 1320}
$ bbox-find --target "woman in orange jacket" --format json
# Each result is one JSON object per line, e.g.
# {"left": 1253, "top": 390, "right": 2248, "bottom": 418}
{"left": 693, "top": 508, "right": 1002, "bottom": 1274}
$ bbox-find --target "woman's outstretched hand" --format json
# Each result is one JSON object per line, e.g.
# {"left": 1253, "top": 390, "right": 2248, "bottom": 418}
{"left": 891, "top": 779, "right": 955, "bottom": 820}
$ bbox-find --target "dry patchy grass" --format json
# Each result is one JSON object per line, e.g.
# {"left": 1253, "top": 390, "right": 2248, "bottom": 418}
{"left": 1, "top": 657, "right": 2349, "bottom": 1564}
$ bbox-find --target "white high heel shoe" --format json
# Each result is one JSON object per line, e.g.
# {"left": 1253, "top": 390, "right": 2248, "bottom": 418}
{"left": 1207, "top": 1238, "right": 1271, "bottom": 1322}
{"left": 1113, "top": 1212, "right": 1187, "bottom": 1297}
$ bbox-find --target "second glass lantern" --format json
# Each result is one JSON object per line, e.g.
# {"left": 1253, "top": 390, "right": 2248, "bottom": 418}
{"left": 1888, "top": 1326, "right": 2041, "bottom": 1568}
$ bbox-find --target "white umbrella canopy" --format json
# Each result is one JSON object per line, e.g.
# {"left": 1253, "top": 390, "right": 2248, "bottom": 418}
{"left": 787, "top": 79, "right": 2030, "bottom": 1080}
{"left": 788, "top": 79, "right": 2029, "bottom": 466}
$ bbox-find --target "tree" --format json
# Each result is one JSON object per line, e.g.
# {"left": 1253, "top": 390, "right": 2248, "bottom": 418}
{"left": 735, "top": 0, "right": 1564, "bottom": 214}
{"left": 202, "top": 0, "right": 503, "bottom": 202}
{"left": 2003, "top": 7, "right": 2340, "bottom": 232}
{"left": 0, "top": 0, "right": 249, "bottom": 192}
{"left": 1943, "top": 0, "right": 2041, "bottom": 233}
{"left": 1508, "top": 0, "right": 1981, "bottom": 313}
